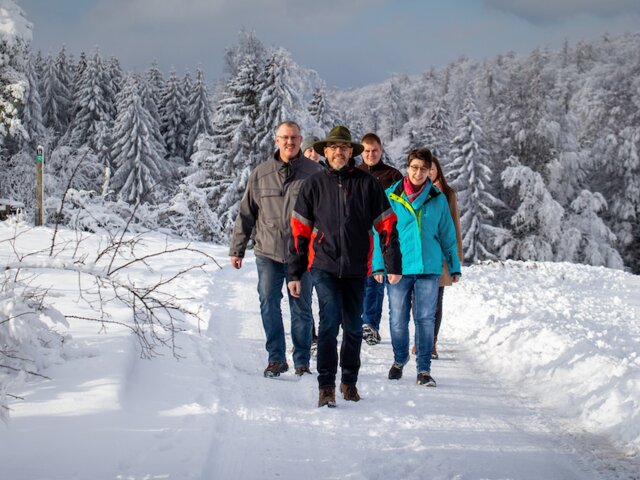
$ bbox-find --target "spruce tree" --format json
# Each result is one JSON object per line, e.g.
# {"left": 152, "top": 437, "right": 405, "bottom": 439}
{"left": 40, "top": 49, "right": 72, "bottom": 135}
{"left": 22, "top": 53, "right": 45, "bottom": 150}
{"left": 68, "top": 50, "right": 113, "bottom": 153}
{"left": 110, "top": 76, "right": 170, "bottom": 204}
{"left": 185, "top": 68, "right": 213, "bottom": 159}
{"left": 499, "top": 162, "right": 564, "bottom": 261}
{"left": 145, "top": 61, "right": 165, "bottom": 114}
{"left": 308, "top": 85, "right": 337, "bottom": 131}
{"left": 159, "top": 71, "right": 188, "bottom": 162}
{"left": 255, "top": 48, "right": 306, "bottom": 157}
{"left": 449, "top": 95, "right": 502, "bottom": 262}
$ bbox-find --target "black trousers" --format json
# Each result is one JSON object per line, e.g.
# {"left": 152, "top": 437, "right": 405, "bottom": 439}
{"left": 311, "top": 268, "right": 366, "bottom": 388}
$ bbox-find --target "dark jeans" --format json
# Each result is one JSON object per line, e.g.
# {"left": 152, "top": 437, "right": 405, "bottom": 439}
{"left": 255, "top": 255, "right": 313, "bottom": 368}
{"left": 361, "top": 275, "right": 385, "bottom": 330}
{"left": 310, "top": 268, "right": 366, "bottom": 388}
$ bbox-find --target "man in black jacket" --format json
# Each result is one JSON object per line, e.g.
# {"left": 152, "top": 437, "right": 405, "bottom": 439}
{"left": 356, "top": 132, "right": 403, "bottom": 346}
{"left": 287, "top": 126, "right": 403, "bottom": 408}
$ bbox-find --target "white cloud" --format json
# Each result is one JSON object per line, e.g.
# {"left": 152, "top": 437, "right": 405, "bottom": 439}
{"left": 485, "top": 0, "right": 640, "bottom": 23}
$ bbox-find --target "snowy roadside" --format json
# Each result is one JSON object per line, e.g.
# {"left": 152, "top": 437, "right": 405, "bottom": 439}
{"left": 446, "top": 260, "right": 640, "bottom": 458}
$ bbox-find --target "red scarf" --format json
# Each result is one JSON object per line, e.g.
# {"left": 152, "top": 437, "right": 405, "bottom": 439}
{"left": 403, "top": 177, "right": 427, "bottom": 203}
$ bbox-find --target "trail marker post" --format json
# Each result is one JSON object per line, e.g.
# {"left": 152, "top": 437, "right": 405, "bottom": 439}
{"left": 36, "top": 145, "right": 44, "bottom": 226}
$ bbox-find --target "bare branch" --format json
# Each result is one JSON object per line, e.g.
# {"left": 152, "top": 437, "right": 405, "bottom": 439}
{"left": 50, "top": 151, "right": 90, "bottom": 256}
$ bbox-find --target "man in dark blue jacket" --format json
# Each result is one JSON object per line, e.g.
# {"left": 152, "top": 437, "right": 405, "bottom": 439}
{"left": 287, "top": 126, "right": 403, "bottom": 408}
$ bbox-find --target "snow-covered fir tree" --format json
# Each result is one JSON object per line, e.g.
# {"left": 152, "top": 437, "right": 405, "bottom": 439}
{"left": 223, "top": 29, "right": 267, "bottom": 77}
{"left": 449, "top": 94, "right": 502, "bottom": 262}
{"left": 68, "top": 50, "right": 114, "bottom": 153}
{"left": 72, "top": 51, "right": 87, "bottom": 98}
{"left": 499, "top": 161, "right": 564, "bottom": 261}
{"left": 182, "top": 70, "right": 193, "bottom": 100}
{"left": 424, "top": 101, "right": 452, "bottom": 162}
{"left": 110, "top": 76, "right": 171, "bottom": 204}
{"left": 559, "top": 190, "right": 623, "bottom": 268}
{"left": 160, "top": 135, "right": 222, "bottom": 240}
{"left": 40, "top": 47, "right": 73, "bottom": 135}
{"left": 378, "top": 75, "right": 408, "bottom": 142}
{"left": 145, "top": 61, "right": 165, "bottom": 113}
{"left": 105, "top": 57, "right": 123, "bottom": 117}
{"left": 255, "top": 47, "right": 307, "bottom": 158}
{"left": 159, "top": 71, "right": 188, "bottom": 162}
{"left": 208, "top": 54, "right": 262, "bottom": 241}
{"left": 308, "top": 85, "right": 338, "bottom": 132}
{"left": 21, "top": 53, "right": 45, "bottom": 150}
{"left": 185, "top": 68, "right": 213, "bottom": 159}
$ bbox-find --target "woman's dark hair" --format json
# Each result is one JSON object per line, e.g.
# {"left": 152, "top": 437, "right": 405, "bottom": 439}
{"left": 406, "top": 148, "right": 432, "bottom": 167}
{"left": 431, "top": 155, "right": 454, "bottom": 197}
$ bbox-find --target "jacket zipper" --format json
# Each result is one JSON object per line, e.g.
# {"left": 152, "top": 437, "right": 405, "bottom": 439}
{"left": 338, "top": 173, "right": 345, "bottom": 278}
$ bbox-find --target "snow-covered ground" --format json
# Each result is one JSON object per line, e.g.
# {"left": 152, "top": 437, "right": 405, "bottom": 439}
{"left": 1, "top": 223, "right": 639, "bottom": 480}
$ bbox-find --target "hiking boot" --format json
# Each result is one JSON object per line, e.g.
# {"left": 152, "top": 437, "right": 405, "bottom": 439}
{"left": 363, "top": 324, "right": 381, "bottom": 345}
{"left": 339, "top": 382, "right": 361, "bottom": 402}
{"left": 263, "top": 361, "right": 289, "bottom": 378}
{"left": 411, "top": 344, "right": 416, "bottom": 355}
{"left": 310, "top": 338, "right": 318, "bottom": 359}
{"left": 416, "top": 372, "right": 436, "bottom": 387}
{"left": 431, "top": 337, "right": 439, "bottom": 360}
{"left": 388, "top": 363, "right": 404, "bottom": 380}
{"left": 295, "top": 365, "right": 312, "bottom": 376}
{"left": 318, "top": 386, "right": 336, "bottom": 408}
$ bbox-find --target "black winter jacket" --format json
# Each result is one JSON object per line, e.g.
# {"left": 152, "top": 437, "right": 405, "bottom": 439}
{"left": 288, "top": 165, "right": 402, "bottom": 280}
{"left": 356, "top": 160, "right": 403, "bottom": 190}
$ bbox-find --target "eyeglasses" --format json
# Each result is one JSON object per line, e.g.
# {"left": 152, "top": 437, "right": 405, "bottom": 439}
{"left": 408, "top": 165, "right": 429, "bottom": 173}
{"left": 276, "top": 135, "right": 301, "bottom": 142}
{"left": 326, "top": 144, "right": 352, "bottom": 151}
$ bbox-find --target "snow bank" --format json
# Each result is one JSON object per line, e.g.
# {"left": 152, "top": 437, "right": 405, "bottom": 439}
{"left": 447, "top": 260, "right": 640, "bottom": 456}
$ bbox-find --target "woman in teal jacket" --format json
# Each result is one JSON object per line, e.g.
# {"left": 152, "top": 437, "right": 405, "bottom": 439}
{"left": 372, "top": 148, "right": 461, "bottom": 386}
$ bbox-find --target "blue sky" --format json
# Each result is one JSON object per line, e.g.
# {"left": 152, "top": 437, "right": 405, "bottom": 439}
{"left": 18, "top": 0, "right": 640, "bottom": 88}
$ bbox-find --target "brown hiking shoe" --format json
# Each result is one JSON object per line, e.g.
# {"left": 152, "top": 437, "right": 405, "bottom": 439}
{"left": 263, "top": 361, "right": 289, "bottom": 378}
{"left": 340, "top": 383, "right": 361, "bottom": 402}
{"left": 318, "top": 386, "right": 336, "bottom": 408}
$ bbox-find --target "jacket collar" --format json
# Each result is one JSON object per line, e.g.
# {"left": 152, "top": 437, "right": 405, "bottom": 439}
{"left": 391, "top": 178, "right": 440, "bottom": 208}
{"left": 273, "top": 148, "right": 303, "bottom": 164}
{"left": 362, "top": 160, "right": 389, "bottom": 172}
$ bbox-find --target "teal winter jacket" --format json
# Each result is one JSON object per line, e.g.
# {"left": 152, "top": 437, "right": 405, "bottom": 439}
{"left": 372, "top": 179, "right": 461, "bottom": 277}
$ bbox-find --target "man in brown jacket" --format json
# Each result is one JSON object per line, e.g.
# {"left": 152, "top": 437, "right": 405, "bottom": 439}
{"left": 356, "top": 133, "right": 403, "bottom": 346}
{"left": 229, "top": 121, "right": 323, "bottom": 378}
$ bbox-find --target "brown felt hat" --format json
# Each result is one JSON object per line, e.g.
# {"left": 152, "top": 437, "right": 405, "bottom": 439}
{"left": 314, "top": 125, "right": 364, "bottom": 157}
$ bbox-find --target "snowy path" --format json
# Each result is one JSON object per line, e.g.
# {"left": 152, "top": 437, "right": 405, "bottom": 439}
{"left": 198, "top": 254, "right": 631, "bottom": 480}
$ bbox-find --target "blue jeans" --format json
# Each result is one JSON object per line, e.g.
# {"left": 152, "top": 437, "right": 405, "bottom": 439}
{"left": 310, "top": 268, "right": 366, "bottom": 388}
{"left": 387, "top": 274, "right": 440, "bottom": 374}
{"left": 361, "top": 275, "right": 385, "bottom": 330}
{"left": 255, "top": 255, "right": 313, "bottom": 368}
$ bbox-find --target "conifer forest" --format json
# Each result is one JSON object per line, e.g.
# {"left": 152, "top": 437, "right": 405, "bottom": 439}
{"left": 2, "top": 20, "right": 639, "bottom": 273}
